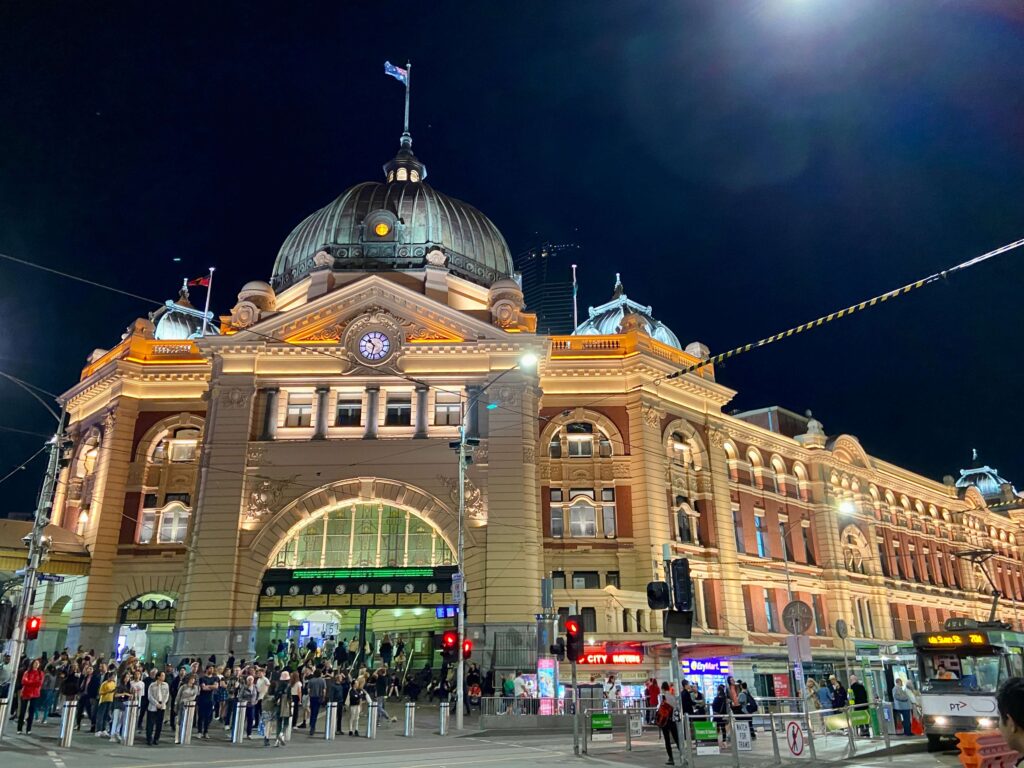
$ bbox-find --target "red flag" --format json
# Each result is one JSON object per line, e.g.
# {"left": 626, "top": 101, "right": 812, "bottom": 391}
{"left": 188, "top": 276, "right": 210, "bottom": 287}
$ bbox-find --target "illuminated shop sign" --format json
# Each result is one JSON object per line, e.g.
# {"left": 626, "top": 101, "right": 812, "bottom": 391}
{"left": 680, "top": 658, "right": 732, "bottom": 675}
{"left": 292, "top": 567, "right": 437, "bottom": 580}
{"left": 576, "top": 642, "right": 645, "bottom": 665}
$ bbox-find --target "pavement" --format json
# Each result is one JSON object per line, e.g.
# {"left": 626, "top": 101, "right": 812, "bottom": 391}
{"left": 0, "top": 709, "right": 956, "bottom": 768}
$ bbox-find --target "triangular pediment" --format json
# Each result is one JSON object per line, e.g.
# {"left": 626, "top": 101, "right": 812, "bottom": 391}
{"left": 237, "top": 274, "right": 509, "bottom": 347}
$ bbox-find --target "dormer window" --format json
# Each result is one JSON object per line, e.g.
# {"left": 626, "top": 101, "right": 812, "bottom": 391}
{"left": 397, "top": 168, "right": 408, "bottom": 181}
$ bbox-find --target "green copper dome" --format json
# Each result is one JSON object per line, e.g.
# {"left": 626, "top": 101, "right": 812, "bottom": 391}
{"left": 271, "top": 136, "right": 514, "bottom": 290}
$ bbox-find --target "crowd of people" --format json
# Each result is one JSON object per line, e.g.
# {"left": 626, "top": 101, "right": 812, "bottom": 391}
{"left": 0, "top": 634, "right": 485, "bottom": 748}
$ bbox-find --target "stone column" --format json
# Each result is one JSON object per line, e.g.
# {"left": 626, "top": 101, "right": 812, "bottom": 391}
{"left": 363, "top": 386, "right": 379, "bottom": 439}
{"left": 466, "top": 385, "right": 481, "bottom": 439}
{"left": 260, "top": 387, "right": 279, "bottom": 441}
{"left": 413, "top": 386, "right": 428, "bottom": 439}
{"left": 480, "top": 377, "right": 540, "bottom": 627}
{"left": 65, "top": 399, "right": 140, "bottom": 652}
{"left": 173, "top": 368, "right": 256, "bottom": 661}
{"left": 314, "top": 387, "right": 330, "bottom": 439}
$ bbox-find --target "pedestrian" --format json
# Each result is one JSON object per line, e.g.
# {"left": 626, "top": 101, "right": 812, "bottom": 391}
{"left": 95, "top": 671, "right": 117, "bottom": 736}
{"left": 259, "top": 683, "right": 278, "bottom": 747}
{"left": 379, "top": 634, "right": 393, "bottom": 669}
{"left": 738, "top": 681, "right": 758, "bottom": 740}
{"left": 240, "top": 674, "right": 259, "bottom": 739}
{"left": 712, "top": 684, "right": 730, "bottom": 742}
{"left": 39, "top": 664, "right": 57, "bottom": 726}
{"left": 348, "top": 676, "right": 367, "bottom": 736}
{"left": 657, "top": 681, "right": 681, "bottom": 766}
{"left": 108, "top": 673, "right": 132, "bottom": 743}
{"left": 830, "top": 678, "right": 848, "bottom": 713}
{"left": 196, "top": 665, "right": 218, "bottom": 738}
{"left": 290, "top": 669, "right": 305, "bottom": 728}
{"left": 646, "top": 678, "right": 661, "bottom": 724}
{"left": 175, "top": 674, "right": 198, "bottom": 735}
{"left": 275, "top": 672, "right": 292, "bottom": 747}
{"left": 0, "top": 653, "right": 12, "bottom": 700}
{"left": 891, "top": 678, "right": 913, "bottom": 736}
{"left": 850, "top": 675, "right": 869, "bottom": 736}
{"left": 16, "top": 659, "right": 43, "bottom": 734}
{"left": 333, "top": 672, "right": 349, "bottom": 734}
{"left": 146, "top": 671, "right": 169, "bottom": 745}
{"left": 305, "top": 669, "right": 326, "bottom": 736}
{"left": 995, "top": 677, "right": 1024, "bottom": 761}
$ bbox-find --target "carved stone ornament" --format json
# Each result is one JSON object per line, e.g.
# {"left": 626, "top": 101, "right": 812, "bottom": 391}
{"left": 229, "top": 300, "right": 261, "bottom": 330}
{"left": 490, "top": 300, "right": 521, "bottom": 329}
{"left": 437, "top": 474, "right": 487, "bottom": 525}
{"left": 493, "top": 385, "right": 521, "bottom": 408}
{"left": 303, "top": 323, "right": 346, "bottom": 343}
{"left": 540, "top": 465, "right": 551, "bottom": 481}
{"left": 219, "top": 388, "right": 251, "bottom": 409}
{"left": 709, "top": 429, "right": 726, "bottom": 448}
{"left": 641, "top": 404, "right": 661, "bottom": 428}
{"left": 400, "top": 321, "right": 453, "bottom": 342}
{"left": 522, "top": 446, "right": 536, "bottom": 465}
{"left": 246, "top": 445, "right": 266, "bottom": 466}
{"left": 245, "top": 476, "right": 290, "bottom": 520}
{"left": 425, "top": 248, "right": 447, "bottom": 267}
{"left": 312, "top": 250, "right": 334, "bottom": 268}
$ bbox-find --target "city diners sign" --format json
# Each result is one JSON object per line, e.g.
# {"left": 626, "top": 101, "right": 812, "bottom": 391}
{"left": 576, "top": 641, "right": 645, "bottom": 665}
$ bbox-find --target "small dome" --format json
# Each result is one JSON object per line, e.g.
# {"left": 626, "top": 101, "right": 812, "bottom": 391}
{"left": 573, "top": 274, "right": 681, "bottom": 349}
{"left": 271, "top": 135, "right": 513, "bottom": 291}
{"left": 149, "top": 282, "right": 219, "bottom": 341}
{"left": 238, "top": 280, "right": 277, "bottom": 311}
{"left": 956, "top": 449, "right": 1017, "bottom": 504}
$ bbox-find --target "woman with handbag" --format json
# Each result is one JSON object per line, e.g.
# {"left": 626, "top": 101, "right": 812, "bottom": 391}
{"left": 656, "top": 681, "right": 681, "bottom": 766}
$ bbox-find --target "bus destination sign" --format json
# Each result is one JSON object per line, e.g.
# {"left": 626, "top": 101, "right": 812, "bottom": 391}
{"left": 924, "top": 632, "right": 987, "bottom": 647}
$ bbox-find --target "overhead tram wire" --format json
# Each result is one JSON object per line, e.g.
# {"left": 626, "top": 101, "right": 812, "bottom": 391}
{"left": 664, "top": 236, "right": 1024, "bottom": 381}
{"left": 0, "top": 446, "right": 48, "bottom": 487}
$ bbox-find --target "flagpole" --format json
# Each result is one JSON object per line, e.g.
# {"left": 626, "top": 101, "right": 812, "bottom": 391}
{"left": 571, "top": 263, "right": 579, "bottom": 329}
{"left": 404, "top": 60, "right": 411, "bottom": 134}
{"left": 201, "top": 267, "right": 215, "bottom": 336}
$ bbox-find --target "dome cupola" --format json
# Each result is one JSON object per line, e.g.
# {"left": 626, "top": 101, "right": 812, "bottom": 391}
{"left": 573, "top": 274, "right": 682, "bottom": 349}
{"left": 149, "top": 281, "right": 219, "bottom": 341}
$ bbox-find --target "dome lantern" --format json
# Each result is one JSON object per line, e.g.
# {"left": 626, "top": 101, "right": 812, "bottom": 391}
{"left": 572, "top": 273, "right": 682, "bottom": 349}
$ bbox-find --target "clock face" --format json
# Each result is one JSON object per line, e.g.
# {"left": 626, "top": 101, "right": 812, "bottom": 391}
{"left": 358, "top": 331, "right": 391, "bottom": 361}
{"left": 404, "top": 583, "right": 415, "bottom": 594}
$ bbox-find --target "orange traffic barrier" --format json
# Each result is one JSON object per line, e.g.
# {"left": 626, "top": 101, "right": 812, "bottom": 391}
{"left": 957, "top": 731, "right": 1022, "bottom": 768}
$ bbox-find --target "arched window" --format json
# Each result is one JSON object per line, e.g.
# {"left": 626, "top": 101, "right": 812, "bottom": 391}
{"left": 675, "top": 497, "right": 699, "bottom": 545}
{"left": 151, "top": 428, "right": 200, "bottom": 464}
{"left": 547, "top": 421, "right": 613, "bottom": 459}
{"left": 841, "top": 525, "right": 869, "bottom": 575}
{"left": 723, "top": 442, "right": 739, "bottom": 481}
{"left": 747, "top": 448, "right": 764, "bottom": 488}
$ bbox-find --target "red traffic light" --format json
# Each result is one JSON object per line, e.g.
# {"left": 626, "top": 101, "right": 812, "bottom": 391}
{"left": 566, "top": 618, "right": 581, "bottom": 636}
{"left": 442, "top": 629, "right": 458, "bottom": 649}
{"left": 26, "top": 615, "right": 41, "bottom": 640}
{"left": 462, "top": 638, "right": 472, "bottom": 660}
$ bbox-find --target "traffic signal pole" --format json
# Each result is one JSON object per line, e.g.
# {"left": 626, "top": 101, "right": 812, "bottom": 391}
{"left": 571, "top": 658, "right": 579, "bottom": 755}
{"left": 1, "top": 403, "right": 65, "bottom": 743}
{"left": 662, "top": 544, "right": 684, "bottom": 758}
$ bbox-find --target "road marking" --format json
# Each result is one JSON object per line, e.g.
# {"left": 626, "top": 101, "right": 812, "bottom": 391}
{"left": 106, "top": 744, "right": 468, "bottom": 768}
{"left": 45, "top": 749, "right": 67, "bottom": 768}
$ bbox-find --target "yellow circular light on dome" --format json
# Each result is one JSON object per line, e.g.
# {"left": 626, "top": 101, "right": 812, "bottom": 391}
{"left": 374, "top": 222, "right": 390, "bottom": 237}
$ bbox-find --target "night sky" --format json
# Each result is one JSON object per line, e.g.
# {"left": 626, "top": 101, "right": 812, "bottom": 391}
{"left": 1, "top": 1, "right": 1022, "bottom": 515}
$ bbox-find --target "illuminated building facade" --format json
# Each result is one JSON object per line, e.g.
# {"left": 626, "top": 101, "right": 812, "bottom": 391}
{"left": 15, "top": 128, "right": 1024, "bottom": 690}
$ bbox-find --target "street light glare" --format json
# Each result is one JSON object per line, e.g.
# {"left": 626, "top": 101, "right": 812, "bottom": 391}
{"left": 519, "top": 352, "right": 539, "bottom": 368}
{"left": 839, "top": 500, "right": 857, "bottom": 515}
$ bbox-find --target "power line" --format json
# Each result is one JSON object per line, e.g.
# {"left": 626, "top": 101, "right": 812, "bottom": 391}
{"left": 0, "top": 446, "right": 48, "bottom": 487}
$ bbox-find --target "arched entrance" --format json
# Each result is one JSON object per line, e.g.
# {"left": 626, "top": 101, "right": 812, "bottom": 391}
{"left": 118, "top": 593, "right": 177, "bottom": 664}
{"left": 40, "top": 596, "right": 72, "bottom": 657}
{"left": 258, "top": 499, "right": 458, "bottom": 673}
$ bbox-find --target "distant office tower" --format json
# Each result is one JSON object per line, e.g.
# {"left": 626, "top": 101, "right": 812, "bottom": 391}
{"left": 514, "top": 243, "right": 578, "bottom": 335}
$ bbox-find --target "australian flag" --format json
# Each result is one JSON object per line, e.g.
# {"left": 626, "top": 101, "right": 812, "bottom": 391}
{"left": 384, "top": 61, "right": 408, "bottom": 86}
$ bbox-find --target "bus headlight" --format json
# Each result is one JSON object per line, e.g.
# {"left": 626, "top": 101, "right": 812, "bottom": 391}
{"left": 933, "top": 716, "right": 949, "bottom": 726}
{"left": 977, "top": 718, "right": 995, "bottom": 729}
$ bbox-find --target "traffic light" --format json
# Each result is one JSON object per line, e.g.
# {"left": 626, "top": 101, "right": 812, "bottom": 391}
{"left": 647, "top": 581, "right": 670, "bottom": 610}
{"left": 671, "top": 558, "right": 692, "bottom": 612}
{"left": 441, "top": 629, "right": 459, "bottom": 663}
{"left": 462, "top": 638, "right": 472, "bottom": 660}
{"left": 26, "top": 615, "right": 41, "bottom": 641}
{"left": 565, "top": 615, "right": 584, "bottom": 663}
{"left": 550, "top": 637, "right": 566, "bottom": 661}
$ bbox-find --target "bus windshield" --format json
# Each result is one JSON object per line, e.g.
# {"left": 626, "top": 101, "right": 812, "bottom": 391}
{"left": 920, "top": 649, "right": 1005, "bottom": 693}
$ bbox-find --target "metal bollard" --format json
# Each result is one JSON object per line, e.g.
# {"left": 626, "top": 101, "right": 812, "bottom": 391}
{"left": 438, "top": 703, "right": 448, "bottom": 735}
{"left": 231, "top": 701, "right": 247, "bottom": 743}
{"left": 177, "top": 701, "right": 196, "bottom": 745}
{"left": 403, "top": 701, "right": 415, "bottom": 737}
{"left": 805, "top": 712, "right": 818, "bottom": 763}
{"left": 324, "top": 702, "right": 337, "bottom": 741}
{"left": 0, "top": 697, "right": 9, "bottom": 742}
{"left": 366, "top": 702, "right": 378, "bottom": 739}
{"left": 60, "top": 701, "right": 78, "bottom": 748}
{"left": 122, "top": 701, "right": 140, "bottom": 746}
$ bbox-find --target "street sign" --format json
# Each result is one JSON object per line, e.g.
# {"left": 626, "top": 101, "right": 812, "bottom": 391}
{"left": 734, "top": 720, "right": 752, "bottom": 751}
{"left": 628, "top": 712, "right": 643, "bottom": 738}
{"left": 786, "top": 720, "right": 804, "bottom": 756}
{"left": 693, "top": 720, "right": 719, "bottom": 754}
{"left": 786, "top": 634, "right": 812, "bottom": 663}
{"left": 782, "top": 600, "right": 813, "bottom": 635}
{"left": 835, "top": 618, "right": 849, "bottom": 640}
{"left": 38, "top": 574, "right": 65, "bottom": 583}
{"left": 451, "top": 572, "right": 463, "bottom": 603}
{"left": 590, "top": 712, "right": 613, "bottom": 741}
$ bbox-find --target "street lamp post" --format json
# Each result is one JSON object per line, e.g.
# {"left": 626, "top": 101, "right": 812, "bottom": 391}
{"left": 454, "top": 352, "right": 537, "bottom": 732}
{"left": 0, "top": 373, "right": 66, "bottom": 743}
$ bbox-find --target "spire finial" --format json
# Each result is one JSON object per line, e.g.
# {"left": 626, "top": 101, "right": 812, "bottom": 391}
{"left": 178, "top": 278, "right": 190, "bottom": 303}
{"left": 612, "top": 273, "right": 624, "bottom": 299}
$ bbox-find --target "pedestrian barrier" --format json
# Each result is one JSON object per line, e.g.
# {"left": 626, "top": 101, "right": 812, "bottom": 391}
{"left": 0, "top": 697, "right": 9, "bottom": 742}
{"left": 122, "top": 701, "right": 140, "bottom": 747}
{"left": 230, "top": 701, "right": 247, "bottom": 743}
{"left": 366, "top": 702, "right": 379, "bottom": 739}
{"left": 439, "top": 703, "right": 449, "bottom": 735}
{"left": 176, "top": 701, "right": 196, "bottom": 745}
{"left": 403, "top": 702, "right": 415, "bottom": 737}
{"left": 957, "top": 730, "right": 1022, "bottom": 768}
{"left": 59, "top": 701, "right": 78, "bottom": 748}
{"left": 324, "top": 701, "right": 337, "bottom": 741}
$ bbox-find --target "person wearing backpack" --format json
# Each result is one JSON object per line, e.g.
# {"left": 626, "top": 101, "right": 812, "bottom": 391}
{"left": 656, "top": 681, "right": 681, "bottom": 766}
{"left": 738, "top": 681, "right": 758, "bottom": 740}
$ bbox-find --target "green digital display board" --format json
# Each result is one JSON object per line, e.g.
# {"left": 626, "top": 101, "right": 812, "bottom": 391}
{"left": 292, "top": 567, "right": 436, "bottom": 580}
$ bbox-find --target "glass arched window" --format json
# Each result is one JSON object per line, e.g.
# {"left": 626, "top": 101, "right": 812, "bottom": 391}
{"left": 152, "top": 428, "right": 200, "bottom": 464}
{"left": 274, "top": 502, "right": 454, "bottom": 569}
{"left": 549, "top": 422, "right": 613, "bottom": 459}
